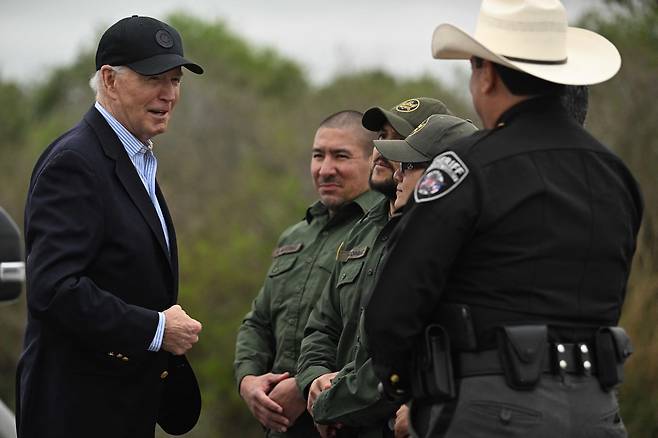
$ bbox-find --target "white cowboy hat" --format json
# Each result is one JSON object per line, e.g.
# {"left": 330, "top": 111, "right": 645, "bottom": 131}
{"left": 431, "top": 0, "right": 621, "bottom": 85}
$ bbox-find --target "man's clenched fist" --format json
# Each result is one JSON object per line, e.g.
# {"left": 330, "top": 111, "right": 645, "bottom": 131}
{"left": 162, "top": 304, "right": 202, "bottom": 355}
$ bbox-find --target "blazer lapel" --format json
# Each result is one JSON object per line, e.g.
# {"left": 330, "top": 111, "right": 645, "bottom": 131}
{"left": 83, "top": 107, "right": 173, "bottom": 270}
{"left": 156, "top": 182, "right": 179, "bottom": 300}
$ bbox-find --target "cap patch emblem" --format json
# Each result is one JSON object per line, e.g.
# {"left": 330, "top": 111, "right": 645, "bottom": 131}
{"left": 414, "top": 151, "right": 468, "bottom": 203}
{"left": 395, "top": 99, "right": 420, "bottom": 113}
{"left": 155, "top": 29, "right": 174, "bottom": 48}
{"left": 408, "top": 116, "right": 430, "bottom": 137}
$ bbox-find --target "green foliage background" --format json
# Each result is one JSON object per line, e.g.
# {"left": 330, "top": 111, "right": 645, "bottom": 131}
{"left": 1, "top": 2, "right": 656, "bottom": 436}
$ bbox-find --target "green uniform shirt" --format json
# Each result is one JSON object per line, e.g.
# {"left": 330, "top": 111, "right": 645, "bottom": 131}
{"left": 297, "top": 199, "right": 402, "bottom": 435}
{"left": 313, "top": 313, "right": 397, "bottom": 438}
{"left": 234, "top": 190, "right": 382, "bottom": 437}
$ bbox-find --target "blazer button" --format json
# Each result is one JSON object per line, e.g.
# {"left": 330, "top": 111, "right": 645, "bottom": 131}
{"left": 160, "top": 371, "right": 169, "bottom": 379}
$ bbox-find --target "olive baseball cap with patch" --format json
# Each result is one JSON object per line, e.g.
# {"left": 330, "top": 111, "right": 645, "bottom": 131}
{"left": 362, "top": 97, "right": 452, "bottom": 137}
{"left": 374, "top": 114, "right": 477, "bottom": 163}
{"left": 96, "top": 15, "right": 203, "bottom": 75}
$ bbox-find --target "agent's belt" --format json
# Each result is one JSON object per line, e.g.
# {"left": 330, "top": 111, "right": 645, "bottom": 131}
{"left": 456, "top": 342, "right": 596, "bottom": 378}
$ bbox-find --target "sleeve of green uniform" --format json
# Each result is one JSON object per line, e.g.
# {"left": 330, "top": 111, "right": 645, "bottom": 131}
{"left": 296, "top": 269, "right": 343, "bottom": 398}
{"left": 234, "top": 282, "right": 276, "bottom": 390}
{"left": 312, "top": 356, "right": 398, "bottom": 427}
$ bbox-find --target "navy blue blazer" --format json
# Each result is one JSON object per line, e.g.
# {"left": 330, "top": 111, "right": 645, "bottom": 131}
{"left": 17, "top": 106, "right": 200, "bottom": 438}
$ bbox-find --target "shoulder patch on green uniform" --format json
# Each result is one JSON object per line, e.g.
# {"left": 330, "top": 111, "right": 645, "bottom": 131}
{"left": 272, "top": 243, "right": 303, "bottom": 257}
{"left": 414, "top": 151, "right": 469, "bottom": 203}
{"left": 336, "top": 246, "right": 369, "bottom": 262}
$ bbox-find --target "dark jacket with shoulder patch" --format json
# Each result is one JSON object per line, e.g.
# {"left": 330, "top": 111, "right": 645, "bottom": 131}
{"left": 365, "top": 96, "right": 643, "bottom": 382}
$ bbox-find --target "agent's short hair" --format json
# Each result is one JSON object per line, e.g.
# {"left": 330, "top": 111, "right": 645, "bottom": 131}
{"left": 318, "top": 110, "right": 377, "bottom": 154}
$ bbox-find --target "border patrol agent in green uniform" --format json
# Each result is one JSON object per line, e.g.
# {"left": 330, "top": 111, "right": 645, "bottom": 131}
{"left": 235, "top": 110, "right": 382, "bottom": 437}
{"left": 298, "top": 107, "right": 476, "bottom": 437}
{"left": 365, "top": 2, "right": 643, "bottom": 437}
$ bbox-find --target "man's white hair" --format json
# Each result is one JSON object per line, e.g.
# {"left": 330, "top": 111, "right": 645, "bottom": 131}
{"left": 89, "top": 66, "right": 126, "bottom": 99}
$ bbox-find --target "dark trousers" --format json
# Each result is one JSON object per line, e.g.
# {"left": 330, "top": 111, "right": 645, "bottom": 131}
{"left": 409, "top": 374, "right": 626, "bottom": 438}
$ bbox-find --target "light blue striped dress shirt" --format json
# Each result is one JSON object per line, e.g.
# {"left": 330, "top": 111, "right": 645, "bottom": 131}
{"left": 95, "top": 101, "right": 167, "bottom": 352}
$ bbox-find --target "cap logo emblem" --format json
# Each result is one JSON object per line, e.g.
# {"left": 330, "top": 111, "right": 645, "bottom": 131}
{"left": 408, "top": 117, "right": 430, "bottom": 137}
{"left": 155, "top": 30, "right": 174, "bottom": 48}
{"left": 395, "top": 99, "right": 420, "bottom": 113}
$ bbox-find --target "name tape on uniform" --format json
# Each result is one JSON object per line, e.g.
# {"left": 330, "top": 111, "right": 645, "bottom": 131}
{"left": 336, "top": 246, "right": 369, "bottom": 262}
{"left": 272, "top": 243, "right": 303, "bottom": 257}
{"left": 414, "top": 151, "right": 469, "bottom": 203}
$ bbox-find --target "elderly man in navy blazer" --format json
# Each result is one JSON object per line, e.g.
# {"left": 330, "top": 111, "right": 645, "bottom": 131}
{"left": 17, "top": 16, "right": 204, "bottom": 438}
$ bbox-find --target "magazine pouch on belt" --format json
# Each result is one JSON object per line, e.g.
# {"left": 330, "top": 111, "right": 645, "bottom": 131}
{"left": 497, "top": 325, "right": 547, "bottom": 390}
{"left": 595, "top": 326, "right": 633, "bottom": 391}
{"left": 411, "top": 324, "right": 456, "bottom": 402}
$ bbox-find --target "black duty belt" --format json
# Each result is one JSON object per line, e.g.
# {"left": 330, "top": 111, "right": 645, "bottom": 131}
{"left": 456, "top": 342, "right": 596, "bottom": 378}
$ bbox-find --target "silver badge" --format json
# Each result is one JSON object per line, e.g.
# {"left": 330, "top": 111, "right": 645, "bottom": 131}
{"left": 414, "top": 151, "right": 468, "bottom": 203}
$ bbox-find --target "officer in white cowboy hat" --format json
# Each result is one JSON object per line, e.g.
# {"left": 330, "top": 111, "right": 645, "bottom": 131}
{"left": 363, "top": 1, "right": 644, "bottom": 437}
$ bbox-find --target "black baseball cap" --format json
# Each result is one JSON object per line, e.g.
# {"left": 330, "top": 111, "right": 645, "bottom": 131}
{"left": 362, "top": 97, "right": 452, "bottom": 137}
{"left": 374, "top": 114, "right": 477, "bottom": 163}
{"left": 95, "top": 15, "right": 203, "bottom": 75}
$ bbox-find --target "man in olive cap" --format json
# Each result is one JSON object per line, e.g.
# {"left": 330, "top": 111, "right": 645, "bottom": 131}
{"left": 365, "top": 0, "right": 643, "bottom": 437}
{"left": 18, "top": 16, "right": 204, "bottom": 438}
{"left": 361, "top": 97, "right": 452, "bottom": 204}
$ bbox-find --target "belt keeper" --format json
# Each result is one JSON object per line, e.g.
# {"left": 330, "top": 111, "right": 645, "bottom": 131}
{"left": 554, "top": 343, "right": 569, "bottom": 374}
{"left": 575, "top": 343, "right": 593, "bottom": 376}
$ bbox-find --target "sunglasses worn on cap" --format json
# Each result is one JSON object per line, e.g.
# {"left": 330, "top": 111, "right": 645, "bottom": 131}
{"left": 401, "top": 161, "right": 431, "bottom": 174}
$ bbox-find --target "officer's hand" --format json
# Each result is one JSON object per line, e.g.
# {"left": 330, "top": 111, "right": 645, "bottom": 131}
{"left": 268, "top": 377, "right": 306, "bottom": 425}
{"left": 307, "top": 372, "right": 338, "bottom": 414}
{"left": 240, "top": 373, "right": 291, "bottom": 432}
{"left": 394, "top": 404, "right": 411, "bottom": 438}
{"left": 162, "top": 305, "right": 203, "bottom": 355}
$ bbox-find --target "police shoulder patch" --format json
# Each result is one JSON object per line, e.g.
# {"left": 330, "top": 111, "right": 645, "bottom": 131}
{"left": 414, "top": 151, "right": 469, "bottom": 203}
